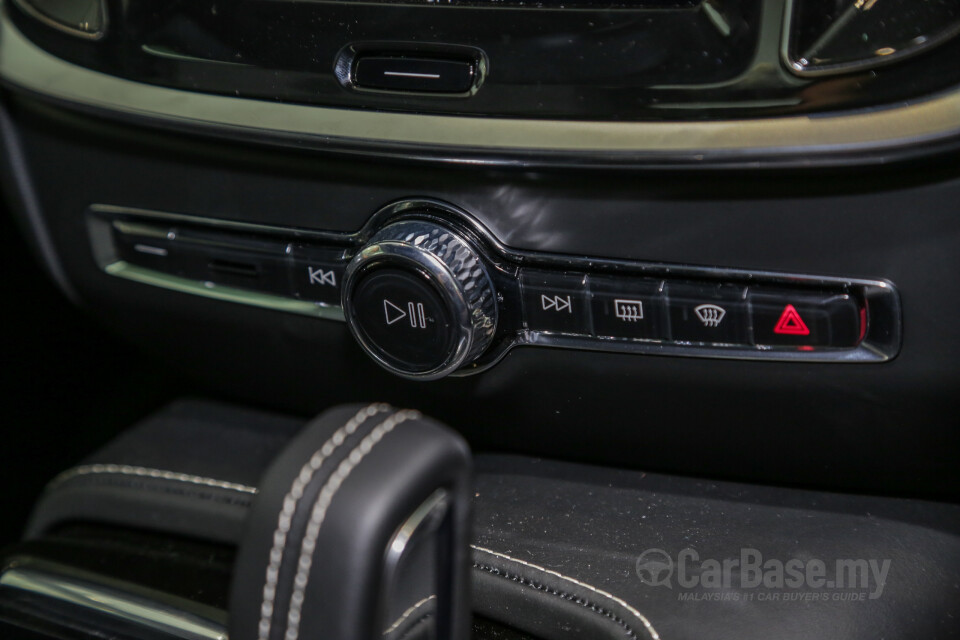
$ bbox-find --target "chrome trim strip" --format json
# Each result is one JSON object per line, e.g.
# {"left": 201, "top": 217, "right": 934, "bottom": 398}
{"left": 141, "top": 44, "right": 255, "bottom": 67}
{"left": 780, "top": 0, "right": 960, "bottom": 78}
{"left": 1, "top": 9, "right": 958, "bottom": 164}
{"left": 90, "top": 204, "right": 350, "bottom": 243}
{"left": 381, "top": 490, "right": 446, "bottom": 636}
{"left": 9, "top": 0, "right": 107, "bottom": 41}
{"left": 105, "top": 261, "right": 346, "bottom": 321}
{"left": 386, "top": 489, "right": 448, "bottom": 564}
{"left": 0, "top": 565, "right": 227, "bottom": 640}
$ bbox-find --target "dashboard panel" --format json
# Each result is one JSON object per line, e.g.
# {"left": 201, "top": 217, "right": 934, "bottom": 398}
{"left": 2, "top": 90, "right": 958, "bottom": 496}
{"left": 0, "top": 0, "right": 958, "bottom": 497}
{"left": 2, "top": 2, "right": 960, "bottom": 638}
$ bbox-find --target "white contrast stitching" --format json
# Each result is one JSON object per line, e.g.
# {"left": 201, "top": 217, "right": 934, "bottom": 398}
{"left": 284, "top": 409, "right": 420, "bottom": 640}
{"left": 47, "top": 433, "right": 658, "bottom": 640}
{"left": 48, "top": 464, "right": 259, "bottom": 495}
{"left": 471, "top": 545, "right": 661, "bottom": 640}
{"left": 382, "top": 594, "right": 437, "bottom": 636}
{"left": 257, "top": 403, "right": 391, "bottom": 640}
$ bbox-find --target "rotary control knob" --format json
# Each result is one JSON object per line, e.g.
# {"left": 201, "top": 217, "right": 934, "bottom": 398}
{"left": 342, "top": 220, "right": 498, "bottom": 380}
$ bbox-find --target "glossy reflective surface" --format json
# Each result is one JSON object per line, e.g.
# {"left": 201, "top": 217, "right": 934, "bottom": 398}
{"left": 10, "top": 0, "right": 105, "bottom": 39}
{"left": 784, "top": 0, "right": 960, "bottom": 75}
{"left": 9, "top": 0, "right": 960, "bottom": 120}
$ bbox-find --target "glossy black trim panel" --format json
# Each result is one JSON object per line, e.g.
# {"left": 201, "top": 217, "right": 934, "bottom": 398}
{"left": 8, "top": 0, "right": 960, "bottom": 121}
{"left": 2, "top": 9, "right": 960, "bottom": 170}
{"left": 88, "top": 200, "right": 902, "bottom": 373}
{"left": 0, "top": 559, "right": 227, "bottom": 640}
{"left": 781, "top": 0, "right": 960, "bottom": 77}
{"left": 335, "top": 42, "right": 488, "bottom": 98}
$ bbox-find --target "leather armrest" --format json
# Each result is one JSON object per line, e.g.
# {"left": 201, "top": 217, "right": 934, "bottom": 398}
{"left": 24, "top": 399, "right": 960, "bottom": 640}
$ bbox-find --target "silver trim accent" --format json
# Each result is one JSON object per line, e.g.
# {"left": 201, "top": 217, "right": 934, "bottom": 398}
{"left": 141, "top": 44, "right": 255, "bottom": 67}
{"left": 383, "top": 71, "right": 441, "bottom": 79}
{"left": 1, "top": 10, "right": 959, "bottom": 163}
{"left": 134, "top": 243, "right": 169, "bottom": 256}
{"left": 0, "top": 564, "right": 227, "bottom": 640}
{"left": 380, "top": 490, "right": 447, "bottom": 637}
{"left": 780, "top": 0, "right": 960, "bottom": 77}
{"left": 385, "top": 489, "right": 448, "bottom": 568}
{"left": 91, "top": 204, "right": 349, "bottom": 243}
{"left": 9, "top": 0, "right": 107, "bottom": 40}
{"left": 105, "top": 261, "right": 345, "bottom": 321}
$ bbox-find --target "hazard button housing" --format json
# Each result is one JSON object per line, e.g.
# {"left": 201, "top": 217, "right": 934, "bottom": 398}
{"left": 749, "top": 288, "right": 863, "bottom": 348}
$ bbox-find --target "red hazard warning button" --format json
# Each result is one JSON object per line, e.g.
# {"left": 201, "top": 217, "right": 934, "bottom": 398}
{"left": 749, "top": 289, "right": 862, "bottom": 348}
{"left": 773, "top": 304, "right": 810, "bottom": 336}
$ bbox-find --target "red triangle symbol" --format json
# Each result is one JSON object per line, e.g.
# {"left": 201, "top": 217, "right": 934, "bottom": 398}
{"left": 774, "top": 304, "right": 810, "bottom": 335}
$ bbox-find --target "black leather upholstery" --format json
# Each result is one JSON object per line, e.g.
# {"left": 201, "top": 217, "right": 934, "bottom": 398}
{"left": 470, "top": 458, "right": 960, "bottom": 640}
{"left": 229, "top": 403, "right": 472, "bottom": 640}
{"left": 26, "top": 399, "right": 300, "bottom": 543}
{"left": 25, "top": 400, "right": 960, "bottom": 640}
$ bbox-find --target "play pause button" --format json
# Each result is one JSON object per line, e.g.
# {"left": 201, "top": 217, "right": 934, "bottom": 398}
{"left": 348, "top": 268, "right": 456, "bottom": 373}
{"left": 383, "top": 299, "right": 428, "bottom": 329}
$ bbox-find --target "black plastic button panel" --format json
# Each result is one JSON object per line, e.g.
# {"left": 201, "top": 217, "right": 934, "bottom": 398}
{"left": 289, "top": 244, "right": 347, "bottom": 305}
{"left": 590, "top": 276, "right": 667, "bottom": 341}
{"left": 519, "top": 269, "right": 866, "bottom": 351}
{"left": 520, "top": 271, "right": 591, "bottom": 335}
{"left": 110, "top": 220, "right": 349, "bottom": 304}
{"left": 174, "top": 227, "right": 291, "bottom": 294}
{"left": 665, "top": 282, "right": 749, "bottom": 345}
{"left": 99, "top": 206, "right": 899, "bottom": 367}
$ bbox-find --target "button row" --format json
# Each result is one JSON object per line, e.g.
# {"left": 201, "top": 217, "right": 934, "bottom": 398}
{"left": 520, "top": 270, "right": 863, "bottom": 349}
{"left": 111, "top": 220, "right": 867, "bottom": 352}
{"left": 112, "top": 222, "right": 349, "bottom": 305}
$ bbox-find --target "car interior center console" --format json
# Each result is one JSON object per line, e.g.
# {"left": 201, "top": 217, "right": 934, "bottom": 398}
{"left": 91, "top": 200, "right": 901, "bottom": 380}
{"left": 0, "top": 0, "right": 959, "bottom": 637}
{"left": 2, "top": 400, "right": 957, "bottom": 640}
{"left": 1, "top": 0, "right": 958, "bottom": 492}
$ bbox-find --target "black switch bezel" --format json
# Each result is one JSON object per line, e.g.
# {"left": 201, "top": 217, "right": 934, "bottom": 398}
{"left": 335, "top": 42, "right": 488, "bottom": 98}
{"left": 88, "top": 199, "right": 903, "bottom": 377}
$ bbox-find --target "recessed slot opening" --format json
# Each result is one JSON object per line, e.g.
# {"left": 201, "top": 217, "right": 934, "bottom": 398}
{"left": 208, "top": 258, "right": 261, "bottom": 278}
